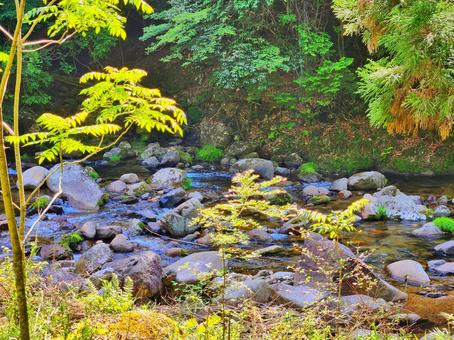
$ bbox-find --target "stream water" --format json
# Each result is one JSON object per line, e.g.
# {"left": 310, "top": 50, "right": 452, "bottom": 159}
{"left": 1, "top": 160, "right": 454, "bottom": 326}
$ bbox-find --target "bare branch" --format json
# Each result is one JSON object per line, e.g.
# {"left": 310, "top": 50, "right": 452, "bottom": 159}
{"left": 2, "top": 122, "right": 14, "bottom": 136}
{"left": 0, "top": 25, "right": 14, "bottom": 41}
{"left": 23, "top": 31, "right": 76, "bottom": 52}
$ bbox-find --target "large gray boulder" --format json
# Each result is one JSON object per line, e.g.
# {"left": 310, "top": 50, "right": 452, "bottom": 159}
{"left": 295, "top": 232, "right": 407, "bottom": 301}
{"left": 270, "top": 283, "right": 327, "bottom": 308}
{"left": 199, "top": 120, "right": 232, "bottom": 148}
{"left": 330, "top": 178, "right": 348, "bottom": 192}
{"left": 151, "top": 168, "right": 186, "bottom": 189}
{"left": 428, "top": 260, "right": 454, "bottom": 275}
{"left": 230, "top": 158, "right": 274, "bottom": 179}
{"left": 348, "top": 171, "right": 387, "bottom": 190}
{"left": 139, "top": 142, "right": 166, "bottom": 161}
{"left": 46, "top": 164, "right": 103, "bottom": 210}
{"left": 411, "top": 222, "right": 445, "bottom": 238}
{"left": 164, "top": 251, "right": 224, "bottom": 283}
{"left": 362, "top": 186, "right": 426, "bottom": 221}
{"left": 76, "top": 242, "right": 113, "bottom": 275}
{"left": 387, "top": 260, "right": 430, "bottom": 286}
{"left": 226, "top": 140, "right": 256, "bottom": 158}
{"left": 98, "top": 251, "right": 162, "bottom": 298}
{"left": 162, "top": 212, "right": 200, "bottom": 237}
{"left": 103, "top": 141, "right": 137, "bottom": 160}
{"left": 20, "top": 166, "right": 49, "bottom": 189}
{"left": 160, "top": 150, "right": 180, "bottom": 167}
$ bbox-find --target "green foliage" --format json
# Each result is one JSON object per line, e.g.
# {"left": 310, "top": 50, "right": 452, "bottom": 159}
{"left": 309, "top": 195, "right": 331, "bottom": 205}
{"left": 142, "top": 0, "right": 353, "bottom": 116}
{"left": 375, "top": 204, "right": 388, "bottom": 220}
{"left": 178, "top": 150, "right": 193, "bottom": 164}
{"left": 30, "top": 195, "right": 50, "bottom": 210}
{"left": 79, "top": 274, "right": 134, "bottom": 314}
{"left": 196, "top": 144, "right": 224, "bottom": 163}
{"left": 182, "top": 177, "right": 193, "bottom": 190}
{"left": 8, "top": 67, "right": 186, "bottom": 164}
{"left": 334, "top": 0, "right": 454, "bottom": 139}
{"left": 192, "top": 170, "right": 293, "bottom": 252}
{"left": 108, "top": 154, "right": 121, "bottom": 162}
{"left": 298, "top": 162, "right": 318, "bottom": 175}
{"left": 87, "top": 168, "right": 100, "bottom": 180}
{"left": 59, "top": 232, "right": 83, "bottom": 252}
{"left": 433, "top": 217, "right": 454, "bottom": 233}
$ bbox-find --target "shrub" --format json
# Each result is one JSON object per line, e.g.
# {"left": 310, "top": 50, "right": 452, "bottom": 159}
{"left": 59, "top": 232, "right": 83, "bottom": 252}
{"left": 30, "top": 196, "right": 50, "bottom": 210}
{"left": 375, "top": 204, "right": 388, "bottom": 220}
{"left": 182, "top": 177, "right": 193, "bottom": 190}
{"left": 298, "top": 162, "right": 317, "bottom": 175}
{"left": 196, "top": 144, "right": 223, "bottom": 163}
{"left": 433, "top": 217, "right": 454, "bottom": 233}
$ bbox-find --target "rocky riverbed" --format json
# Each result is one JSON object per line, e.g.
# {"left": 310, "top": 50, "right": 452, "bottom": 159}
{"left": 1, "top": 141, "right": 454, "bottom": 335}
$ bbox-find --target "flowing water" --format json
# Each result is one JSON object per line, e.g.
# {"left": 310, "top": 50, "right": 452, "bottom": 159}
{"left": 1, "top": 161, "right": 454, "bottom": 326}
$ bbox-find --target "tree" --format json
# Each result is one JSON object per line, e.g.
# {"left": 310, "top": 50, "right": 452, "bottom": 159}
{"left": 141, "top": 0, "right": 353, "bottom": 120}
{"left": 333, "top": 0, "right": 454, "bottom": 139}
{"left": 0, "top": 1, "right": 185, "bottom": 339}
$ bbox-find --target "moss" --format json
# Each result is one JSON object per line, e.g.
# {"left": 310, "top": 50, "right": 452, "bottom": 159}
{"left": 178, "top": 150, "right": 193, "bottom": 164}
{"left": 196, "top": 144, "right": 224, "bottom": 163}
{"left": 30, "top": 196, "right": 50, "bottom": 210}
{"left": 108, "top": 154, "right": 121, "bottom": 162}
{"left": 59, "top": 232, "right": 83, "bottom": 252}
{"left": 309, "top": 195, "right": 331, "bottom": 205}
{"left": 97, "top": 192, "right": 110, "bottom": 206}
{"left": 433, "top": 217, "right": 454, "bottom": 233}
{"left": 182, "top": 177, "right": 193, "bottom": 190}
{"left": 298, "top": 162, "right": 317, "bottom": 175}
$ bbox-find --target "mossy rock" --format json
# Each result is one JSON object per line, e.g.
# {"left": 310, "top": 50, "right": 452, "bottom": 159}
{"left": 309, "top": 195, "right": 331, "bottom": 205}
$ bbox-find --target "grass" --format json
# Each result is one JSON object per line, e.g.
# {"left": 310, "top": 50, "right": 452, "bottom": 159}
{"left": 59, "top": 232, "right": 83, "bottom": 252}
{"left": 182, "top": 177, "right": 193, "bottom": 190}
{"left": 196, "top": 144, "right": 224, "bottom": 163}
{"left": 108, "top": 154, "right": 121, "bottom": 162}
{"left": 30, "top": 195, "right": 50, "bottom": 210}
{"left": 433, "top": 217, "right": 454, "bottom": 233}
{"left": 375, "top": 204, "right": 388, "bottom": 220}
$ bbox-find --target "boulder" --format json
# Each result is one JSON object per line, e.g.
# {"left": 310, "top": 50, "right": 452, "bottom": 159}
{"left": 348, "top": 171, "right": 387, "bottom": 190}
{"left": 96, "top": 225, "right": 122, "bottom": 239}
{"left": 341, "top": 294, "right": 388, "bottom": 314}
{"left": 76, "top": 242, "right": 113, "bottom": 275}
{"left": 428, "top": 260, "right": 454, "bottom": 275}
{"left": 151, "top": 168, "right": 186, "bottom": 189}
{"left": 248, "top": 228, "right": 273, "bottom": 242}
{"left": 79, "top": 221, "right": 97, "bottom": 239}
{"left": 162, "top": 212, "right": 199, "bottom": 237}
{"left": 159, "top": 188, "right": 186, "bottom": 208}
{"left": 164, "top": 251, "right": 224, "bottom": 283}
{"left": 226, "top": 140, "right": 256, "bottom": 157}
{"left": 434, "top": 240, "right": 454, "bottom": 255}
{"left": 46, "top": 164, "right": 103, "bottom": 210}
{"left": 230, "top": 158, "right": 274, "bottom": 179}
{"left": 99, "top": 251, "right": 162, "bottom": 298}
{"left": 107, "top": 180, "right": 127, "bottom": 194}
{"left": 40, "top": 244, "right": 70, "bottom": 260}
{"left": 302, "top": 185, "right": 330, "bottom": 196}
{"left": 281, "top": 153, "right": 303, "bottom": 168}
{"left": 110, "top": 234, "right": 134, "bottom": 253}
{"left": 338, "top": 190, "right": 352, "bottom": 199}
{"left": 199, "top": 120, "right": 232, "bottom": 148}
{"left": 142, "top": 156, "right": 160, "bottom": 169}
{"left": 275, "top": 167, "right": 291, "bottom": 176}
{"left": 20, "top": 166, "right": 49, "bottom": 189}
{"left": 119, "top": 173, "right": 139, "bottom": 184}
{"left": 387, "top": 260, "right": 430, "bottom": 286}
{"left": 160, "top": 150, "right": 180, "bottom": 167}
{"left": 411, "top": 223, "right": 445, "bottom": 238}
{"left": 270, "top": 283, "right": 327, "bottom": 308}
{"left": 330, "top": 178, "right": 348, "bottom": 192}
{"left": 45, "top": 268, "right": 86, "bottom": 291}
{"left": 362, "top": 186, "right": 427, "bottom": 221}
{"left": 295, "top": 232, "right": 407, "bottom": 301}
{"left": 173, "top": 198, "right": 203, "bottom": 218}
{"left": 214, "top": 275, "right": 272, "bottom": 303}
{"left": 433, "top": 205, "right": 451, "bottom": 217}
{"left": 139, "top": 143, "right": 166, "bottom": 160}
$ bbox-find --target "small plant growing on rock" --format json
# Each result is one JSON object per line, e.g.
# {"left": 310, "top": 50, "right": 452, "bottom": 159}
{"left": 30, "top": 196, "right": 50, "bottom": 210}
{"left": 375, "top": 204, "right": 388, "bottom": 220}
{"left": 87, "top": 169, "right": 100, "bottom": 181}
{"left": 298, "top": 162, "right": 317, "bottom": 175}
{"left": 182, "top": 177, "right": 193, "bottom": 190}
{"left": 433, "top": 217, "right": 454, "bottom": 233}
{"left": 59, "top": 232, "right": 83, "bottom": 252}
{"left": 196, "top": 144, "right": 224, "bottom": 163}
{"left": 108, "top": 154, "right": 121, "bottom": 162}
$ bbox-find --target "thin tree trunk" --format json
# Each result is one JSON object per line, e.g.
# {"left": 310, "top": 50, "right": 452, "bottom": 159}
{"left": 0, "top": 0, "right": 30, "bottom": 338}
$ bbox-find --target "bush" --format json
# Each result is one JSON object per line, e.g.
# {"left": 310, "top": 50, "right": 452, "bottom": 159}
{"left": 433, "top": 217, "right": 454, "bottom": 233}
{"left": 59, "top": 232, "right": 83, "bottom": 252}
{"left": 182, "top": 177, "right": 193, "bottom": 190}
{"left": 298, "top": 162, "right": 317, "bottom": 175}
{"left": 196, "top": 144, "right": 223, "bottom": 163}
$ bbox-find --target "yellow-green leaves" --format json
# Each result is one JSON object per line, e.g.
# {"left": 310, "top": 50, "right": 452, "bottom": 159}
{"left": 8, "top": 66, "right": 185, "bottom": 164}
{"left": 0, "top": 51, "right": 7, "bottom": 73}
{"left": 25, "top": 0, "right": 153, "bottom": 41}
{"left": 79, "top": 67, "right": 186, "bottom": 136}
